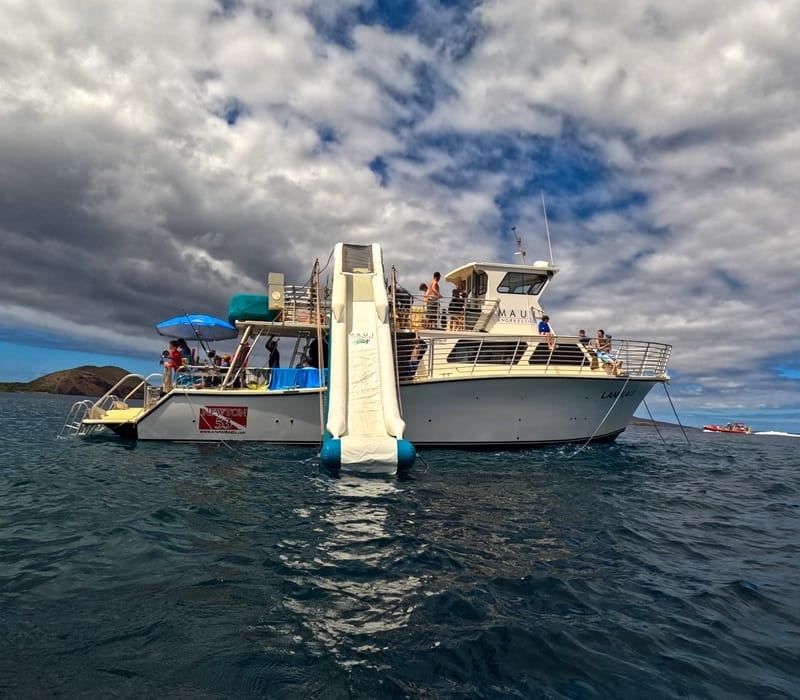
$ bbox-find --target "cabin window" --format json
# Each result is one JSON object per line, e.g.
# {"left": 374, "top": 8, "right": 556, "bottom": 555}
{"left": 447, "top": 339, "right": 527, "bottom": 365}
{"left": 468, "top": 271, "right": 488, "bottom": 297}
{"left": 496, "top": 272, "right": 548, "bottom": 295}
{"left": 528, "top": 342, "right": 588, "bottom": 366}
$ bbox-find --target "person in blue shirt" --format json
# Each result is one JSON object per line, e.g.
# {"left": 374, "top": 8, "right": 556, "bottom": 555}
{"left": 538, "top": 315, "right": 555, "bottom": 350}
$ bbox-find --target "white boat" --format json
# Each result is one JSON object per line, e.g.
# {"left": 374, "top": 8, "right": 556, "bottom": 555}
{"left": 62, "top": 242, "right": 671, "bottom": 461}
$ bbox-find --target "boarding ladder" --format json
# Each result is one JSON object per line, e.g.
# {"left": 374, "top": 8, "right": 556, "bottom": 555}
{"left": 58, "top": 373, "right": 162, "bottom": 438}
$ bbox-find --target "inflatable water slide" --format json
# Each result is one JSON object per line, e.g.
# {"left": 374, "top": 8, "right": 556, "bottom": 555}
{"left": 320, "top": 243, "right": 416, "bottom": 473}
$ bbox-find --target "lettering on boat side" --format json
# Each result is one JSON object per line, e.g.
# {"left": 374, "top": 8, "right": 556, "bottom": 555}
{"left": 198, "top": 406, "right": 249, "bottom": 433}
{"left": 497, "top": 308, "right": 530, "bottom": 323}
{"left": 601, "top": 389, "right": 634, "bottom": 400}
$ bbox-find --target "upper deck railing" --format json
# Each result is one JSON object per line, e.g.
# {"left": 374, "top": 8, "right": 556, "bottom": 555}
{"left": 278, "top": 285, "right": 501, "bottom": 332}
{"left": 248, "top": 284, "right": 671, "bottom": 380}
{"left": 281, "top": 285, "right": 331, "bottom": 324}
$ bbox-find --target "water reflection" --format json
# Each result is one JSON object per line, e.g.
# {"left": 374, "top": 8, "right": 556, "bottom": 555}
{"left": 282, "top": 475, "right": 422, "bottom": 668}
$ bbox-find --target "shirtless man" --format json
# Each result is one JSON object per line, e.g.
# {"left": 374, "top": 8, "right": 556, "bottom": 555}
{"left": 592, "top": 329, "right": 611, "bottom": 352}
{"left": 592, "top": 329, "right": 622, "bottom": 374}
{"left": 424, "top": 272, "right": 443, "bottom": 328}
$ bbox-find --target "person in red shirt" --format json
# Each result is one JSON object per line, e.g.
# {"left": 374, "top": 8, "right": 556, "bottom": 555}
{"left": 167, "top": 340, "right": 183, "bottom": 369}
{"left": 161, "top": 340, "right": 184, "bottom": 391}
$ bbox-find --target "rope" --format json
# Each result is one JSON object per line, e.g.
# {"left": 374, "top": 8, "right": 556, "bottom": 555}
{"left": 413, "top": 450, "right": 431, "bottom": 474}
{"left": 641, "top": 398, "right": 667, "bottom": 445}
{"left": 662, "top": 382, "right": 691, "bottom": 445}
{"left": 176, "top": 383, "right": 201, "bottom": 423}
{"left": 640, "top": 387, "right": 698, "bottom": 470}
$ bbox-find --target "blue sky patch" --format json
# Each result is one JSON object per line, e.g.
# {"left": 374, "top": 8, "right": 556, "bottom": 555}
{"left": 715, "top": 268, "right": 746, "bottom": 293}
{"left": 317, "top": 124, "right": 338, "bottom": 145}
{"left": 215, "top": 97, "right": 246, "bottom": 125}
{"left": 358, "top": 0, "right": 418, "bottom": 31}
{"left": 369, "top": 156, "right": 390, "bottom": 186}
{"left": 772, "top": 365, "right": 800, "bottom": 380}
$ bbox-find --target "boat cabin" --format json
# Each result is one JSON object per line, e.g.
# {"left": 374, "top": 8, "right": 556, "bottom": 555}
{"left": 444, "top": 259, "right": 559, "bottom": 334}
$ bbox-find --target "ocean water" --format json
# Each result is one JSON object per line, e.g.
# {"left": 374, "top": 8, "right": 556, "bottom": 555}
{"left": 1, "top": 393, "right": 798, "bottom": 700}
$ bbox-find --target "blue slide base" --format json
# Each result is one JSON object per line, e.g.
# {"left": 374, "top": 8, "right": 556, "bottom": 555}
{"left": 320, "top": 437, "right": 342, "bottom": 470}
{"left": 319, "top": 437, "right": 416, "bottom": 472}
{"left": 396, "top": 439, "right": 416, "bottom": 471}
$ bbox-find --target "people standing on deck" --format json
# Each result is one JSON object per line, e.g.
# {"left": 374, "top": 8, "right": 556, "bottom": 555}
{"left": 578, "top": 329, "right": 590, "bottom": 345}
{"left": 266, "top": 336, "right": 280, "bottom": 369}
{"left": 393, "top": 285, "right": 413, "bottom": 327}
{"left": 176, "top": 338, "right": 193, "bottom": 365}
{"left": 408, "top": 333, "right": 424, "bottom": 377}
{"left": 398, "top": 332, "right": 425, "bottom": 379}
{"left": 418, "top": 283, "right": 429, "bottom": 327}
{"left": 422, "top": 272, "right": 443, "bottom": 328}
{"left": 160, "top": 348, "right": 172, "bottom": 390}
{"left": 538, "top": 315, "right": 555, "bottom": 350}
{"left": 166, "top": 340, "right": 183, "bottom": 369}
{"left": 308, "top": 333, "right": 328, "bottom": 369}
{"left": 429, "top": 271, "right": 443, "bottom": 316}
{"left": 447, "top": 281, "right": 467, "bottom": 331}
{"left": 162, "top": 340, "right": 183, "bottom": 391}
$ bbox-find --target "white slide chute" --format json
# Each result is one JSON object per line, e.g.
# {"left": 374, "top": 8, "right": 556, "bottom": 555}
{"left": 320, "top": 243, "right": 415, "bottom": 473}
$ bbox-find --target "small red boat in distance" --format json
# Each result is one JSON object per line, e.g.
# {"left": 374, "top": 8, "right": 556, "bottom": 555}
{"left": 703, "top": 421, "right": 752, "bottom": 434}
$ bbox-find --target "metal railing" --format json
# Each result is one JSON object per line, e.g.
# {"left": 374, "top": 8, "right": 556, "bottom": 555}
{"left": 395, "top": 335, "right": 671, "bottom": 381}
{"left": 277, "top": 283, "right": 504, "bottom": 333}
{"left": 281, "top": 285, "right": 331, "bottom": 324}
{"left": 58, "top": 373, "right": 163, "bottom": 437}
{"left": 392, "top": 297, "right": 500, "bottom": 332}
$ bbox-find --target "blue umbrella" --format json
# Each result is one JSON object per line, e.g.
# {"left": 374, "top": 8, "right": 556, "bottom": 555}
{"left": 156, "top": 314, "right": 239, "bottom": 342}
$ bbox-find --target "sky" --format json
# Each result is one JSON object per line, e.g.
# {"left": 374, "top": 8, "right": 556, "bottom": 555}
{"left": 1, "top": 0, "right": 798, "bottom": 432}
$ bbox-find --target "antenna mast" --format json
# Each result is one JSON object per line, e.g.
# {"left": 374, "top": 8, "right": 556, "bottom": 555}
{"left": 512, "top": 226, "right": 527, "bottom": 265}
{"left": 541, "top": 191, "right": 554, "bottom": 265}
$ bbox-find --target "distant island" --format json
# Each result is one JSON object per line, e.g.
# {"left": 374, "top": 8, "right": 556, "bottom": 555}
{"left": 0, "top": 366, "right": 136, "bottom": 397}
{"left": 0, "top": 366, "right": 690, "bottom": 428}
{"left": 629, "top": 417, "right": 696, "bottom": 430}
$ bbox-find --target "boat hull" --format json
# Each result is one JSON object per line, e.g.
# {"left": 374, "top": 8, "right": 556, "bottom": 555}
{"left": 135, "top": 389, "right": 324, "bottom": 442}
{"left": 399, "top": 375, "right": 657, "bottom": 447}
{"left": 120, "top": 375, "right": 662, "bottom": 446}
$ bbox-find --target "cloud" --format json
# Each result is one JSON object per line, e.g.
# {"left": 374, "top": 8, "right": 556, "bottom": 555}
{"left": 0, "top": 0, "right": 798, "bottom": 426}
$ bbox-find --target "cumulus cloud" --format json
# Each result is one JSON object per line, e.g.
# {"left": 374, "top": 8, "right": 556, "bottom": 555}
{"left": 0, "top": 0, "right": 797, "bottom": 426}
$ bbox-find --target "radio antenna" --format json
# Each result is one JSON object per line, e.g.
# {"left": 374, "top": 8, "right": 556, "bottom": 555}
{"left": 511, "top": 225, "right": 527, "bottom": 265}
{"left": 541, "top": 191, "right": 554, "bottom": 265}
